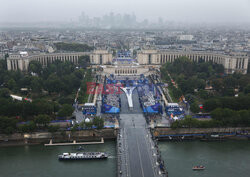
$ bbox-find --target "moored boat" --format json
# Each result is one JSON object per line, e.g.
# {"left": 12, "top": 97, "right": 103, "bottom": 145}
{"left": 58, "top": 152, "right": 108, "bottom": 160}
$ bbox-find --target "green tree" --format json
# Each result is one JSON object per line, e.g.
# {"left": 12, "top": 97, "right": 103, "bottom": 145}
{"left": 182, "top": 115, "right": 199, "bottom": 128}
{"left": 7, "top": 79, "right": 16, "bottom": 90}
{"left": 45, "top": 74, "right": 63, "bottom": 93}
{"left": 58, "top": 104, "right": 74, "bottom": 117}
{"left": 190, "top": 102, "right": 200, "bottom": 113}
{"left": 18, "top": 121, "right": 36, "bottom": 133}
{"left": 34, "top": 114, "right": 51, "bottom": 127}
{"left": 28, "top": 61, "right": 43, "bottom": 75}
{"left": 0, "top": 116, "right": 17, "bottom": 134}
{"left": 30, "top": 77, "right": 43, "bottom": 93}
{"left": 93, "top": 117, "right": 104, "bottom": 129}
{"left": 0, "top": 88, "right": 10, "bottom": 98}
{"left": 48, "top": 125, "right": 60, "bottom": 133}
{"left": 203, "top": 99, "right": 221, "bottom": 112}
{"left": 54, "top": 42, "right": 93, "bottom": 52}
{"left": 244, "top": 84, "right": 250, "bottom": 94}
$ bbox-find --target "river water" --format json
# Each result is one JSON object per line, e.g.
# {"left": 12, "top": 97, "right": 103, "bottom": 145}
{"left": 0, "top": 140, "right": 250, "bottom": 177}
{"left": 0, "top": 141, "right": 116, "bottom": 177}
{"left": 159, "top": 140, "right": 250, "bottom": 177}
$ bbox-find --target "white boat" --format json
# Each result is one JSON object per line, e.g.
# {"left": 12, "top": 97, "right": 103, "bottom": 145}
{"left": 58, "top": 152, "right": 108, "bottom": 160}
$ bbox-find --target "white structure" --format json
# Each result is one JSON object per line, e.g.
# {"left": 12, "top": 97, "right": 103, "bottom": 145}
{"left": 121, "top": 87, "right": 136, "bottom": 109}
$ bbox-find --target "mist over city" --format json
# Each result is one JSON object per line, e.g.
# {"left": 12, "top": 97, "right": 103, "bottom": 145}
{"left": 1, "top": 0, "right": 250, "bottom": 29}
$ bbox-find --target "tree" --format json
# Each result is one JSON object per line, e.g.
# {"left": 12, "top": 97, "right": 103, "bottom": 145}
{"left": 197, "top": 90, "right": 209, "bottom": 99}
{"left": 32, "top": 99, "right": 54, "bottom": 115}
{"left": 182, "top": 115, "right": 199, "bottom": 128}
{"left": 80, "top": 121, "right": 93, "bottom": 129}
{"left": 30, "top": 77, "right": 43, "bottom": 93}
{"left": 45, "top": 74, "right": 64, "bottom": 93}
{"left": 244, "top": 84, "right": 250, "bottom": 94}
{"left": 28, "top": 61, "right": 43, "bottom": 75}
{"left": 0, "top": 59, "right": 7, "bottom": 70}
{"left": 190, "top": 102, "right": 200, "bottom": 113}
{"left": 7, "top": 79, "right": 16, "bottom": 90}
{"left": 212, "top": 79, "right": 223, "bottom": 92}
{"left": 71, "top": 123, "right": 79, "bottom": 132}
{"left": 0, "top": 88, "right": 10, "bottom": 98}
{"left": 18, "top": 121, "right": 36, "bottom": 133}
{"left": 58, "top": 104, "right": 74, "bottom": 117}
{"left": 54, "top": 42, "right": 93, "bottom": 52}
{"left": 203, "top": 99, "right": 221, "bottom": 112}
{"left": 34, "top": 114, "right": 51, "bottom": 127}
{"left": 238, "top": 110, "right": 250, "bottom": 126}
{"left": 48, "top": 125, "right": 60, "bottom": 133}
{"left": 93, "top": 116, "right": 104, "bottom": 129}
{"left": 0, "top": 116, "right": 17, "bottom": 134}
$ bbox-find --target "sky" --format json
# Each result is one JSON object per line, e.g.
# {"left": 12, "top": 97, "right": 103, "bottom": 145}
{"left": 1, "top": 0, "right": 250, "bottom": 24}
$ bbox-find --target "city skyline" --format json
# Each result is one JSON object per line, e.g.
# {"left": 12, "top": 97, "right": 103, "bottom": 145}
{"left": 1, "top": 0, "right": 250, "bottom": 25}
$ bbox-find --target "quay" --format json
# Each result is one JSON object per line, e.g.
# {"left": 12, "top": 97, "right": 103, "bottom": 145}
{"left": 44, "top": 138, "right": 104, "bottom": 146}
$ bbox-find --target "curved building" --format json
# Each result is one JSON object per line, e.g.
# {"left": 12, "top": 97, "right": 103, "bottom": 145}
{"left": 137, "top": 50, "right": 248, "bottom": 74}
{"left": 7, "top": 49, "right": 248, "bottom": 74}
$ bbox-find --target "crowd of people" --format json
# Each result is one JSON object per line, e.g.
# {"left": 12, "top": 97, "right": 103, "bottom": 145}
{"left": 102, "top": 114, "right": 119, "bottom": 126}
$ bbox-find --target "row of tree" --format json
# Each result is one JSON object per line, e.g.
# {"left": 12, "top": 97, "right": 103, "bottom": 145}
{"left": 0, "top": 94, "right": 74, "bottom": 120}
{"left": 54, "top": 42, "right": 94, "bottom": 52}
{"left": 0, "top": 114, "right": 58, "bottom": 134}
{"left": 171, "top": 109, "right": 250, "bottom": 128}
{"left": 203, "top": 94, "right": 250, "bottom": 112}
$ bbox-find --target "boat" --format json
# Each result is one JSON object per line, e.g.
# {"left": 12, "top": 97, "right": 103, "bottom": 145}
{"left": 192, "top": 165, "right": 205, "bottom": 170}
{"left": 58, "top": 152, "right": 108, "bottom": 161}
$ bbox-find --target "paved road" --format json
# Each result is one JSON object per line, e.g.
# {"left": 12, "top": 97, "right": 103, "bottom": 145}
{"left": 120, "top": 89, "right": 142, "bottom": 114}
{"left": 118, "top": 89, "right": 166, "bottom": 177}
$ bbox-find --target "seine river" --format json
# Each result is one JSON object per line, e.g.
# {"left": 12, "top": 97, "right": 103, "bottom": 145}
{"left": 0, "top": 141, "right": 116, "bottom": 177}
{"left": 159, "top": 140, "right": 250, "bottom": 177}
{"left": 0, "top": 140, "right": 250, "bottom": 177}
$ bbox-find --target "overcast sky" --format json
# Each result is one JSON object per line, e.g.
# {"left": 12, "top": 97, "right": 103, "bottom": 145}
{"left": 1, "top": 0, "right": 250, "bottom": 24}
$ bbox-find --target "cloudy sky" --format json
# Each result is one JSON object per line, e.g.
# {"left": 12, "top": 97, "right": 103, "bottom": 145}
{"left": 1, "top": 0, "right": 250, "bottom": 23}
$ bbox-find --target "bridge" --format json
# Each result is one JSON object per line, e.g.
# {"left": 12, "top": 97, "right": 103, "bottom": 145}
{"left": 117, "top": 89, "right": 167, "bottom": 177}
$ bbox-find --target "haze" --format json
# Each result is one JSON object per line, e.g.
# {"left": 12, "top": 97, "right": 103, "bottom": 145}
{"left": 1, "top": 0, "right": 250, "bottom": 24}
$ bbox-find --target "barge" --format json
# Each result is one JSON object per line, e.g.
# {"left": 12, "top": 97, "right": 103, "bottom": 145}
{"left": 58, "top": 152, "right": 108, "bottom": 160}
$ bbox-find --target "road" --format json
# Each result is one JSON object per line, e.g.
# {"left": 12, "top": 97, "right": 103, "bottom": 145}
{"left": 118, "top": 89, "right": 167, "bottom": 177}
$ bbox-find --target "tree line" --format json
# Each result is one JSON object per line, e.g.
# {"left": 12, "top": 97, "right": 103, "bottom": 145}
{"left": 54, "top": 42, "right": 94, "bottom": 52}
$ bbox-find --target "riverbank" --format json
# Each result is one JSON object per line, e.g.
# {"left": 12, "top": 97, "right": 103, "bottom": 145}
{"left": 153, "top": 127, "right": 250, "bottom": 140}
{"left": 0, "top": 128, "right": 117, "bottom": 147}
{"left": 1, "top": 127, "right": 250, "bottom": 147}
